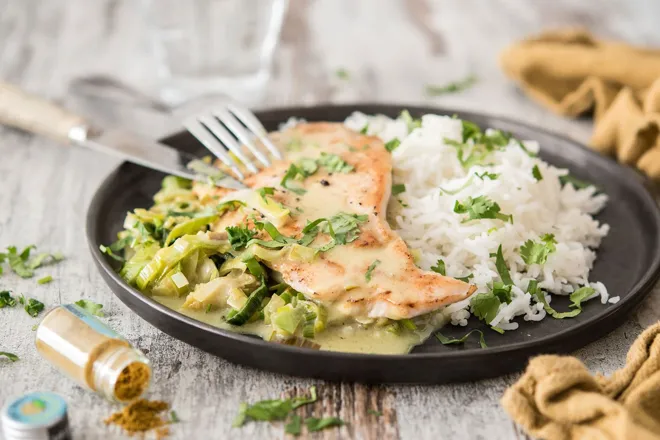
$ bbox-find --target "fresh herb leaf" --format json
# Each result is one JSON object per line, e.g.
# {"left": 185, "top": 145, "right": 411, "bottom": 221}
{"left": 570, "top": 286, "right": 597, "bottom": 310}
{"left": 21, "top": 296, "right": 44, "bottom": 318}
{"left": 28, "top": 252, "right": 64, "bottom": 270}
{"left": 384, "top": 138, "right": 401, "bottom": 152}
{"left": 439, "top": 176, "right": 474, "bottom": 195}
{"left": 169, "top": 410, "right": 180, "bottom": 424}
{"left": 461, "top": 120, "right": 481, "bottom": 142}
{"left": 495, "top": 245, "right": 513, "bottom": 285}
{"left": 226, "top": 226, "right": 257, "bottom": 251}
{"left": 436, "top": 329, "right": 487, "bottom": 348}
{"left": 305, "top": 416, "right": 344, "bottom": 432}
{"left": 0, "top": 352, "right": 19, "bottom": 362}
{"left": 453, "top": 196, "right": 513, "bottom": 223}
{"left": 281, "top": 163, "right": 314, "bottom": 195}
{"left": 285, "top": 414, "right": 302, "bottom": 436}
{"left": 528, "top": 280, "right": 582, "bottom": 319}
{"left": 335, "top": 68, "right": 349, "bottom": 80}
{"left": 470, "top": 292, "right": 501, "bottom": 323}
{"left": 256, "top": 187, "right": 275, "bottom": 202}
{"left": 291, "top": 386, "right": 318, "bottom": 409}
{"left": 391, "top": 183, "right": 406, "bottom": 195}
{"left": 491, "top": 281, "right": 512, "bottom": 304}
{"left": 425, "top": 74, "right": 478, "bottom": 96}
{"left": 559, "top": 174, "right": 595, "bottom": 190}
{"left": 455, "top": 273, "right": 474, "bottom": 283}
{"left": 360, "top": 125, "right": 369, "bottom": 134}
{"left": 532, "top": 165, "right": 543, "bottom": 181}
{"left": 234, "top": 386, "right": 317, "bottom": 427}
{"left": 75, "top": 299, "right": 104, "bottom": 317}
{"left": 233, "top": 403, "right": 248, "bottom": 427}
{"left": 99, "top": 245, "right": 124, "bottom": 263}
{"left": 205, "top": 304, "right": 212, "bottom": 313}
{"left": 365, "top": 260, "right": 381, "bottom": 282}
{"left": 297, "top": 158, "right": 319, "bottom": 176}
{"left": 0, "top": 291, "right": 16, "bottom": 308}
{"left": 431, "top": 259, "right": 446, "bottom": 275}
{"left": 323, "top": 213, "right": 368, "bottom": 246}
{"left": 317, "top": 153, "right": 354, "bottom": 173}
{"left": 256, "top": 222, "right": 297, "bottom": 245}
{"left": 6, "top": 246, "right": 34, "bottom": 278}
{"left": 520, "top": 234, "right": 557, "bottom": 265}
{"left": 475, "top": 171, "right": 499, "bottom": 180}
{"left": 37, "top": 275, "right": 53, "bottom": 285}
{"left": 367, "top": 409, "right": 383, "bottom": 417}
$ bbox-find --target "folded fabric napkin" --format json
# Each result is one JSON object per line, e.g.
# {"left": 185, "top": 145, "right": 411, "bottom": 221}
{"left": 500, "top": 29, "right": 660, "bottom": 181}
{"left": 501, "top": 322, "right": 660, "bottom": 440}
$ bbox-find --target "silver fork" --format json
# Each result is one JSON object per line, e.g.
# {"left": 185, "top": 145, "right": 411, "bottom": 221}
{"left": 184, "top": 103, "right": 284, "bottom": 180}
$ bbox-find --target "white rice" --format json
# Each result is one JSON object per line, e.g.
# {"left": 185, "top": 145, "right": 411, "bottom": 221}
{"left": 283, "top": 112, "right": 611, "bottom": 331}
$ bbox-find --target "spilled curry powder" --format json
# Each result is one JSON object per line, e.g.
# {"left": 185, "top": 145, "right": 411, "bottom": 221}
{"left": 104, "top": 399, "right": 170, "bottom": 438}
{"left": 114, "top": 362, "right": 151, "bottom": 402}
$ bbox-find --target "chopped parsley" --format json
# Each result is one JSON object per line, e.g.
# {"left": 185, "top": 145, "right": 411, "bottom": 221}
{"left": 285, "top": 414, "right": 302, "bottom": 435}
{"left": 475, "top": 171, "right": 498, "bottom": 180}
{"left": 256, "top": 187, "right": 275, "bottom": 202}
{"left": 470, "top": 292, "right": 501, "bottom": 323}
{"left": 455, "top": 273, "right": 474, "bottom": 283}
{"left": 560, "top": 173, "right": 596, "bottom": 191}
{"left": 425, "top": 74, "right": 478, "bottom": 96}
{"left": 2, "top": 245, "right": 65, "bottom": 275}
{"left": 323, "top": 213, "right": 368, "bottom": 247}
{"left": 391, "top": 183, "right": 406, "bottom": 195}
{"left": 233, "top": 386, "right": 317, "bottom": 427}
{"left": 0, "top": 291, "right": 16, "bottom": 308}
{"left": 494, "top": 245, "right": 513, "bottom": 285}
{"left": 317, "top": 153, "right": 354, "bottom": 173}
{"left": 528, "top": 280, "right": 595, "bottom": 319}
{"left": 280, "top": 163, "right": 313, "bottom": 195}
{"left": 520, "top": 234, "right": 557, "bottom": 265}
{"left": 226, "top": 226, "right": 257, "bottom": 251}
{"left": 75, "top": 299, "right": 105, "bottom": 317}
{"left": 0, "top": 352, "right": 19, "bottom": 362}
{"left": 335, "top": 68, "right": 349, "bottom": 80}
{"left": 37, "top": 275, "right": 53, "bottom": 285}
{"left": 297, "top": 158, "right": 319, "bottom": 176}
{"left": 453, "top": 196, "right": 513, "bottom": 223}
{"left": 19, "top": 295, "right": 44, "bottom": 317}
{"left": 169, "top": 410, "right": 180, "bottom": 424}
{"left": 491, "top": 281, "right": 512, "bottom": 304}
{"left": 436, "top": 329, "right": 486, "bottom": 348}
{"left": 367, "top": 409, "right": 383, "bottom": 417}
{"left": 305, "top": 417, "right": 344, "bottom": 432}
{"left": 384, "top": 138, "right": 401, "bottom": 152}
{"left": 461, "top": 120, "right": 481, "bottom": 142}
{"left": 532, "top": 165, "right": 543, "bottom": 181}
{"left": 365, "top": 260, "right": 381, "bottom": 282}
{"left": 431, "top": 259, "right": 446, "bottom": 275}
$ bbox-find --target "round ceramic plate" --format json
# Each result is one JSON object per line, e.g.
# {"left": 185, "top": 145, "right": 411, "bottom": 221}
{"left": 87, "top": 104, "right": 660, "bottom": 384}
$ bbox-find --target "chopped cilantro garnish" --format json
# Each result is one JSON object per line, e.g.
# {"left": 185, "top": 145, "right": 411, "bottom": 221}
{"left": 323, "top": 213, "right": 368, "bottom": 246}
{"left": 425, "top": 74, "right": 478, "bottom": 96}
{"left": 6, "top": 246, "right": 35, "bottom": 278}
{"left": 392, "top": 183, "right": 406, "bottom": 195}
{"left": 335, "top": 68, "right": 349, "bottom": 80}
{"left": 384, "top": 138, "right": 401, "bottom": 152}
{"left": 400, "top": 110, "right": 421, "bottom": 132}
{"left": 317, "top": 153, "right": 354, "bottom": 173}
{"left": 359, "top": 125, "right": 369, "bottom": 134}
{"left": 19, "top": 295, "right": 44, "bottom": 317}
{"left": 461, "top": 120, "right": 481, "bottom": 142}
{"left": 365, "top": 260, "right": 381, "bottom": 282}
{"left": 256, "top": 187, "right": 275, "bottom": 202}
{"left": 75, "top": 299, "right": 105, "bottom": 317}
{"left": 431, "top": 259, "right": 446, "bottom": 275}
{"left": 436, "top": 329, "right": 486, "bottom": 348}
{"left": 0, "top": 291, "right": 16, "bottom": 308}
{"left": 532, "top": 165, "right": 543, "bottom": 181}
{"left": 470, "top": 292, "right": 501, "bottom": 323}
{"left": 453, "top": 196, "right": 513, "bottom": 223}
{"left": 169, "top": 410, "right": 180, "bottom": 424}
{"left": 491, "top": 281, "right": 512, "bottom": 304}
{"left": 559, "top": 174, "right": 596, "bottom": 191}
{"left": 439, "top": 176, "right": 474, "bottom": 195}
{"left": 205, "top": 304, "right": 212, "bottom": 313}
{"left": 367, "top": 409, "right": 383, "bottom": 417}
{"left": 37, "top": 275, "right": 53, "bottom": 285}
{"left": 233, "top": 386, "right": 317, "bottom": 427}
{"left": 0, "top": 352, "right": 18, "bottom": 362}
{"left": 305, "top": 416, "right": 344, "bottom": 432}
{"left": 528, "top": 280, "right": 593, "bottom": 319}
{"left": 455, "top": 273, "right": 474, "bottom": 283}
{"left": 285, "top": 414, "right": 302, "bottom": 435}
{"left": 281, "top": 164, "right": 313, "bottom": 195}
{"left": 475, "top": 171, "right": 498, "bottom": 180}
{"left": 297, "top": 159, "right": 318, "bottom": 176}
{"left": 495, "top": 245, "right": 513, "bottom": 285}
{"left": 226, "top": 226, "right": 257, "bottom": 251}
{"left": 520, "top": 234, "right": 557, "bottom": 265}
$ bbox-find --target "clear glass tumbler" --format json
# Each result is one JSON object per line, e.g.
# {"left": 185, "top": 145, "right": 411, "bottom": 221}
{"left": 141, "top": 0, "right": 288, "bottom": 107}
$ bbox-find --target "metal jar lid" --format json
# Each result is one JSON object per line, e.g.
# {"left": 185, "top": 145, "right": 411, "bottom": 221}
{"left": 1, "top": 391, "right": 71, "bottom": 440}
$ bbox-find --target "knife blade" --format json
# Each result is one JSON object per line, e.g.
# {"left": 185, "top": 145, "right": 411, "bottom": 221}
{"left": 80, "top": 128, "right": 247, "bottom": 190}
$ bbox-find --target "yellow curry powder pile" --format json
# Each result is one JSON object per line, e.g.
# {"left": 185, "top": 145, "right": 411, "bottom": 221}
{"left": 104, "top": 398, "right": 170, "bottom": 438}
{"left": 114, "top": 362, "right": 151, "bottom": 402}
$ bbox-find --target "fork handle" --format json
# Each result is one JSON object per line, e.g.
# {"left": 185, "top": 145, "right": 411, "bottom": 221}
{"left": 0, "top": 80, "right": 89, "bottom": 144}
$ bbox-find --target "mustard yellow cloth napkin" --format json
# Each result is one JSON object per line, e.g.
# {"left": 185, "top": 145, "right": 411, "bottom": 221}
{"left": 500, "top": 29, "right": 660, "bottom": 181}
{"left": 501, "top": 322, "right": 660, "bottom": 440}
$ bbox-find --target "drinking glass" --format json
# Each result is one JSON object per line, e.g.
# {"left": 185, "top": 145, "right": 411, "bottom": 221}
{"left": 141, "top": 0, "right": 288, "bottom": 106}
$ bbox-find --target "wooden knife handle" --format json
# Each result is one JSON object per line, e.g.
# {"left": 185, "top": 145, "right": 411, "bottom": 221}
{"left": 0, "top": 80, "right": 88, "bottom": 144}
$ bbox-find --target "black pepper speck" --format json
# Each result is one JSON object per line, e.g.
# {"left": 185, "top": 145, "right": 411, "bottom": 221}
{"left": 320, "top": 179, "right": 330, "bottom": 186}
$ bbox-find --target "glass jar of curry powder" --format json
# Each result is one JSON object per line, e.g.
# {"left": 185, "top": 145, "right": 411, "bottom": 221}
{"left": 34, "top": 304, "right": 151, "bottom": 403}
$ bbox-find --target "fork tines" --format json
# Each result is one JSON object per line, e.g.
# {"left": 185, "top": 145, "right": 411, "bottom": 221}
{"left": 184, "top": 103, "right": 283, "bottom": 180}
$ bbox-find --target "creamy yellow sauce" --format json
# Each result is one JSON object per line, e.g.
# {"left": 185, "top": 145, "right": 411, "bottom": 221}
{"left": 155, "top": 296, "right": 440, "bottom": 354}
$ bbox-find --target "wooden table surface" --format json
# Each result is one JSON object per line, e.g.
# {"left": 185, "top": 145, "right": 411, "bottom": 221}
{"left": 2, "top": 0, "right": 660, "bottom": 439}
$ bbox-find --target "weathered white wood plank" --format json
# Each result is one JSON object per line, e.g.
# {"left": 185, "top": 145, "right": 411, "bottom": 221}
{"left": 1, "top": 0, "right": 660, "bottom": 439}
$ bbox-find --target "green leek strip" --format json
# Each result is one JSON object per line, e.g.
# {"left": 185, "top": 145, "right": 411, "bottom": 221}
{"left": 302, "top": 310, "right": 317, "bottom": 338}
{"left": 164, "top": 215, "right": 218, "bottom": 246}
{"left": 226, "top": 281, "right": 269, "bottom": 326}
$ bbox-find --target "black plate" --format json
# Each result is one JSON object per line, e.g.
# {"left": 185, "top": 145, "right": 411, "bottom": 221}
{"left": 87, "top": 104, "right": 660, "bottom": 383}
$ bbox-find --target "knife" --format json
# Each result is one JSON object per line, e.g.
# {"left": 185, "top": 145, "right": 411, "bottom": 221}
{"left": 0, "top": 80, "right": 246, "bottom": 190}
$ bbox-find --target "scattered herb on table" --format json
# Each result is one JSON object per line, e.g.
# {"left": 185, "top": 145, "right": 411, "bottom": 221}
{"left": 436, "top": 329, "right": 487, "bottom": 348}
{"left": 0, "top": 290, "right": 16, "bottom": 308}
{"left": 425, "top": 74, "right": 478, "bottom": 96}
{"left": 75, "top": 299, "right": 105, "bottom": 317}
{"left": 335, "top": 68, "right": 349, "bottom": 80}
{"left": 0, "top": 352, "right": 19, "bottom": 362}
{"left": 18, "top": 295, "right": 44, "bottom": 318}
{"left": 367, "top": 409, "right": 383, "bottom": 417}
{"left": 305, "top": 416, "right": 344, "bottom": 432}
{"left": 233, "top": 386, "right": 317, "bottom": 427}
{"left": 365, "top": 260, "right": 381, "bottom": 282}
{"left": 169, "top": 410, "right": 180, "bottom": 424}
{"left": 285, "top": 414, "right": 302, "bottom": 435}
{"left": 37, "top": 275, "right": 53, "bottom": 285}
{"left": 1, "top": 245, "right": 64, "bottom": 278}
